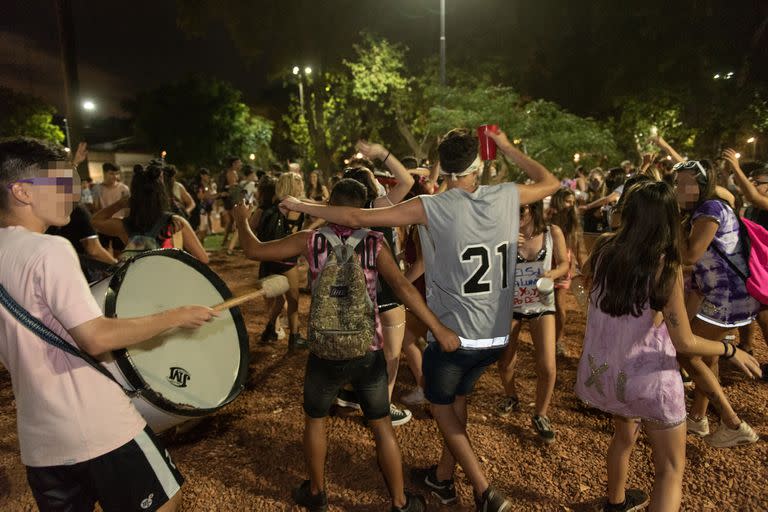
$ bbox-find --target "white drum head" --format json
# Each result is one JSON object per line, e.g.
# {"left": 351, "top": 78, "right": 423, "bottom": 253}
{"left": 108, "top": 251, "right": 246, "bottom": 411}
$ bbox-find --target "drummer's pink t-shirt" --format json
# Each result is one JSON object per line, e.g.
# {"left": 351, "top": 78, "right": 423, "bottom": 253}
{"left": 0, "top": 226, "right": 145, "bottom": 467}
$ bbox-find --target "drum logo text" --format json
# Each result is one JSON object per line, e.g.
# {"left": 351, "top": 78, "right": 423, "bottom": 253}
{"left": 168, "top": 367, "right": 191, "bottom": 388}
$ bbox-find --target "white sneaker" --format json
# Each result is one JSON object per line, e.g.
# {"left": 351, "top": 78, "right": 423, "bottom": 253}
{"left": 705, "top": 422, "right": 759, "bottom": 448}
{"left": 401, "top": 387, "right": 428, "bottom": 406}
{"left": 686, "top": 416, "right": 709, "bottom": 436}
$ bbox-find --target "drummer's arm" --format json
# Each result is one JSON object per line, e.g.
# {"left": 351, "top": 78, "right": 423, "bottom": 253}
{"left": 70, "top": 307, "right": 217, "bottom": 356}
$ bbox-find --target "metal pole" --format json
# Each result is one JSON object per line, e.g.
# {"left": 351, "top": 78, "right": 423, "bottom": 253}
{"left": 298, "top": 80, "right": 305, "bottom": 115}
{"left": 63, "top": 117, "right": 71, "bottom": 149}
{"left": 440, "top": 0, "right": 446, "bottom": 86}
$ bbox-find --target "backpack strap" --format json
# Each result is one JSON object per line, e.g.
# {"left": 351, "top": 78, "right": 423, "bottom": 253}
{"left": 319, "top": 227, "right": 369, "bottom": 263}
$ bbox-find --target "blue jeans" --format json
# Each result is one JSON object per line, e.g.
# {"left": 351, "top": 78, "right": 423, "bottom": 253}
{"left": 422, "top": 343, "right": 505, "bottom": 405}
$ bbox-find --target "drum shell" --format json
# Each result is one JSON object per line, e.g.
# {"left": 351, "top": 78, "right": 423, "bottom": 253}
{"left": 90, "top": 249, "right": 248, "bottom": 432}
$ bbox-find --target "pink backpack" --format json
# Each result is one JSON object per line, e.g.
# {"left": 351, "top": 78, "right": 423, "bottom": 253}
{"left": 741, "top": 217, "right": 768, "bottom": 304}
{"left": 714, "top": 215, "right": 768, "bottom": 305}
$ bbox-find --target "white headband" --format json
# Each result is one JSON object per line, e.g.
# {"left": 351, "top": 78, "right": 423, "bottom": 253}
{"left": 439, "top": 156, "right": 483, "bottom": 181}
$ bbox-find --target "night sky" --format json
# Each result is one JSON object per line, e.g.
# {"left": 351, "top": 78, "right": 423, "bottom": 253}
{"left": 2, "top": 1, "right": 767, "bottom": 121}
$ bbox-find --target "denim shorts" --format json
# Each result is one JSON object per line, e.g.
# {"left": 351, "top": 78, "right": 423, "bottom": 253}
{"left": 422, "top": 343, "right": 505, "bottom": 405}
{"left": 303, "top": 349, "right": 389, "bottom": 420}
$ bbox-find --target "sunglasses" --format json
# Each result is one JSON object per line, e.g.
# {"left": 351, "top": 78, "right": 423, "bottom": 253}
{"left": 671, "top": 160, "right": 706, "bottom": 179}
{"left": 8, "top": 177, "right": 79, "bottom": 193}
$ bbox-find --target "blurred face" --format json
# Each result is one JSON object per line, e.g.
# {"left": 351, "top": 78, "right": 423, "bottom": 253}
{"left": 752, "top": 174, "right": 768, "bottom": 197}
{"left": 201, "top": 174, "right": 210, "bottom": 185}
{"left": 103, "top": 169, "right": 119, "bottom": 186}
{"left": 310, "top": 172, "right": 318, "bottom": 185}
{"left": 588, "top": 173, "right": 603, "bottom": 191}
{"left": 562, "top": 194, "right": 575, "bottom": 210}
{"left": 9, "top": 163, "right": 80, "bottom": 226}
{"left": 232, "top": 159, "right": 242, "bottom": 172}
{"left": 520, "top": 204, "right": 531, "bottom": 226}
{"left": 675, "top": 170, "right": 700, "bottom": 210}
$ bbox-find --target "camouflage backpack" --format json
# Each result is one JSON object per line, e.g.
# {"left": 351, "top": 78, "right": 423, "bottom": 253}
{"left": 309, "top": 227, "right": 375, "bottom": 360}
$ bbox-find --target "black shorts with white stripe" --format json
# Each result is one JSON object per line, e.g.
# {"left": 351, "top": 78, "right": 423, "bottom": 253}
{"left": 26, "top": 425, "right": 184, "bottom": 512}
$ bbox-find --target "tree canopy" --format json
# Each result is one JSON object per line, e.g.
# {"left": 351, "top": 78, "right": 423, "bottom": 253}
{"left": 0, "top": 87, "right": 65, "bottom": 144}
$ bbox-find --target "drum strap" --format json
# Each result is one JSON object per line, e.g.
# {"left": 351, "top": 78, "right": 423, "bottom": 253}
{"left": 0, "top": 284, "right": 142, "bottom": 398}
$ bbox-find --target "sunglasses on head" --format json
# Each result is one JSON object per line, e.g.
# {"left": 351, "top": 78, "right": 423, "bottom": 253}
{"left": 8, "top": 176, "right": 79, "bottom": 193}
{"left": 671, "top": 160, "right": 706, "bottom": 179}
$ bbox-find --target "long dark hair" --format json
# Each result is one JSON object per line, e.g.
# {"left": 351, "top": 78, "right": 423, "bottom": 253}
{"left": 257, "top": 176, "right": 276, "bottom": 210}
{"left": 549, "top": 188, "right": 580, "bottom": 249}
{"left": 524, "top": 200, "right": 547, "bottom": 236}
{"left": 587, "top": 180, "right": 681, "bottom": 316}
{"left": 125, "top": 163, "right": 173, "bottom": 234}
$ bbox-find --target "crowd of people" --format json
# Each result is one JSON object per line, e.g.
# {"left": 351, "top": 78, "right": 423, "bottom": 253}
{"left": 0, "top": 125, "right": 766, "bottom": 512}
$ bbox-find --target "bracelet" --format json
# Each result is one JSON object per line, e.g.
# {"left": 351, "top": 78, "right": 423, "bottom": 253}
{"left": 382, "top": 151, "right": 391, "bottom": 163}
{"left": 725, "top": 344, "right": 738, "bottom": 360}
{"left": 721, "top": 340, "right": 730, "bottom": 357}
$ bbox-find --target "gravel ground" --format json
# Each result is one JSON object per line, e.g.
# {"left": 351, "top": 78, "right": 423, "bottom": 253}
{"left": 0, "top": 252, "right": 766, "bottom": 511}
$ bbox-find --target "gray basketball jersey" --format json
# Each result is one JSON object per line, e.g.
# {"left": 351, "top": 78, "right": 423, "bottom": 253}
{"left": 418, "top": 183, "right": 519, "bottom": 349}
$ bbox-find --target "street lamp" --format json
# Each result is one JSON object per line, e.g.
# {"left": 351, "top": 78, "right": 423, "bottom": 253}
{"left": 82, "top": 99, "right": 96, "bottom": 111}
{"left": 292, "top": 65, "right": 312, "bottom": 113}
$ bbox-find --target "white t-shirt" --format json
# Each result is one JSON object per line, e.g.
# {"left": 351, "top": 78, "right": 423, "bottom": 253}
{"left": 93, "top": 182, "right": 130, "bottom": 219}
{"left": 0, "top": 227, "right": 145, "bottom": 466}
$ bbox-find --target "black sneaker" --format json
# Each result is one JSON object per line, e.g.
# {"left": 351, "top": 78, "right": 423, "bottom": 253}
{"left": 390, "top": 404, "right": 413, "bottom": 426}
{"left": 288, "top": 334, "right": 308, "bottom": 352}
{"left": 498, "top": 395, "right": 520, "bottom": 417}
{"left": 474, "top": 486, "right": 512, "bottom": 512}
{"left": 291, "top": 480, "right": 328, "bottom": 512}
{"left": 410, "top": 465, "right": 457, "bottom": 505}
{"left": 531, "top": 415, "right": 556, "bottom": 444}
{"left": 335, "top": 388, "right": 362, "bottom": 410}
{"left": 391, "top": 492, "right": 426, "bottom": 512}
{"left": 260, "top": 323, "right": 277, "bottom": 344}
{"left": 603, "top": 488, "right": 650, "bottom": 512}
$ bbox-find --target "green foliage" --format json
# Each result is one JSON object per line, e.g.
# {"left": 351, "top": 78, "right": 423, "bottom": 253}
{"left": 0, "top": 87, "right": 65, "bottom": 144}
{"left": 611, "top": 94, "right": 696, "bottom": 157}
{"left": 128, "top": 76, "right": 273, "bottom": 169}
{"left": 429, "top": 85, "right": 618, "bottom": 177}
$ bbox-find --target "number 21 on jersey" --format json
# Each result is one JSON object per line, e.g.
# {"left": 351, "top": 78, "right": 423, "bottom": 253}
{"left": 460, "top": 243, "right": 509, "bottom": 295}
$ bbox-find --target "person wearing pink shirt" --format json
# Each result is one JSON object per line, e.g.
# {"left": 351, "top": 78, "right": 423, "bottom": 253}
{"left": 0, "top": 138, "right": 217, "bottom": 512}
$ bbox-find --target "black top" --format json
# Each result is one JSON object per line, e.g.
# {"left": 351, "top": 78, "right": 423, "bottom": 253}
{"left": 46, "top": 205, "right": 97, "bottom": 254}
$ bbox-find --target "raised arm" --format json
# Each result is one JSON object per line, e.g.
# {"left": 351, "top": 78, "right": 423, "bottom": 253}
{"left": 355, "top": 141, "right": 415, "bottom": 207}
{"left": 724, "top": 148, "right": 768, "bottom": 210}
{"left": 280, "top": 195, "right": 427, "bottom": 229}
{"left": 652, "top": 135, "right": 684, "bottom": 164}
{"left": 488, "top": 130, "right": 560, "bottom": 205}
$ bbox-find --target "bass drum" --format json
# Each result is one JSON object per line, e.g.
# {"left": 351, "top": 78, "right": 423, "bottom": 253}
{"left": 90, "top": 249, "right": 248, "bottom": 433}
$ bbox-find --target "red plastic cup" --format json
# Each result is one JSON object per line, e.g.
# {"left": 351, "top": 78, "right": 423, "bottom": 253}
{"left": 477, "top": 124, "right": 499, "bottom": 160}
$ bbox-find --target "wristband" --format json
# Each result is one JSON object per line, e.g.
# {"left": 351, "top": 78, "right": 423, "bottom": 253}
{"left": 725, "top": 344, "right": 738, "bottom": 360}
{"left": 721, "top": 341, "right": 729, "bottom": 357}
{"left": 382, "top": 151, "right": 391, "bottom": 163}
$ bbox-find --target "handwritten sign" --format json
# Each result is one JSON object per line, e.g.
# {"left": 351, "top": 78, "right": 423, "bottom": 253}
{"left": 514, "top": 261, "right": 545, "bottom": 311}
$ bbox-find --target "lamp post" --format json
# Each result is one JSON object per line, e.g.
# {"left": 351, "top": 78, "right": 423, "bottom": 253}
{"left": 292, "top": 65, "right": 312, "bottom": 114}
{"left": 440, "top": 0, "right": 446, "bottom": 86}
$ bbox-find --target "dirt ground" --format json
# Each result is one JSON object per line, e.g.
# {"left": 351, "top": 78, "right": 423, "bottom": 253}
{"left": 0, "top": 251, "right": 766, "bottom": 511}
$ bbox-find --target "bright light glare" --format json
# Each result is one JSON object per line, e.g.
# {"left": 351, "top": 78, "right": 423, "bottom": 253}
{"left": 747, "top": 137, "right": 756, "bottom": 144}
{"left": 573, "top": 153, "right": 580, "bottom": 162}
{"left": 249, "top": 153, "right": 256, "bottom": 160}
{"left": 735, "top": 152, "right": 742, "bottom": 159}
{"left": 161, "top": 150, "right": 167, "bottom": 159}
{"left": 713, "top": 74, "right": 720, "bottom": 79}
{"left": 354, "top": 152, "right": 363, "bottom": 159}
{"left": 292, "top": 66, "right": 300, "bottom": 75}
{"left": 304, "top": 66, "right": 312, "bottom": 75}
{"left": 82, "top": 100, "right": 96, "bottom": 111}
{"left": 64, "top": 147, "right": 71, "bottom": 153}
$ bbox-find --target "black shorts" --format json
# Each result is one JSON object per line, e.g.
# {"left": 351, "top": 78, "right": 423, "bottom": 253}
{"left": 258, "top": 260, "right": 296, "bottom": 278}
{"left": 97, "top": 233, "right": 125, "bottom": 252}
{"left": 303, "top": 350, "right": 390, "bottom": 420}
{"left": 26, "top": 426, "right": 183, "bottom": 512}
{"left": 376, "top": 276, "right": 402, "bottom": 313}
{"left": 512, "top": 311, "right": 555, "bottom": 321}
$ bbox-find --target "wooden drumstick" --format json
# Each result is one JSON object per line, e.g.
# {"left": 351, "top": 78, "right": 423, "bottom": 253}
{"left": 211, "top": 275, "right": 290, "bottom": 312}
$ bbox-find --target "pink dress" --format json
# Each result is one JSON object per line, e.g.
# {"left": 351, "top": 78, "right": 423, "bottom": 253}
{"left": 575, "top": 292, "right": 686, "bottom": 426}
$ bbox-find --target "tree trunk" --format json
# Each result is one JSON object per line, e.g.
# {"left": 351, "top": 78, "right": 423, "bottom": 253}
{"left": 304, "top": 89, "right": 333, "bottom": 173}
{"left": 394, "top": 106, "right": 428, "bottom": 160}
